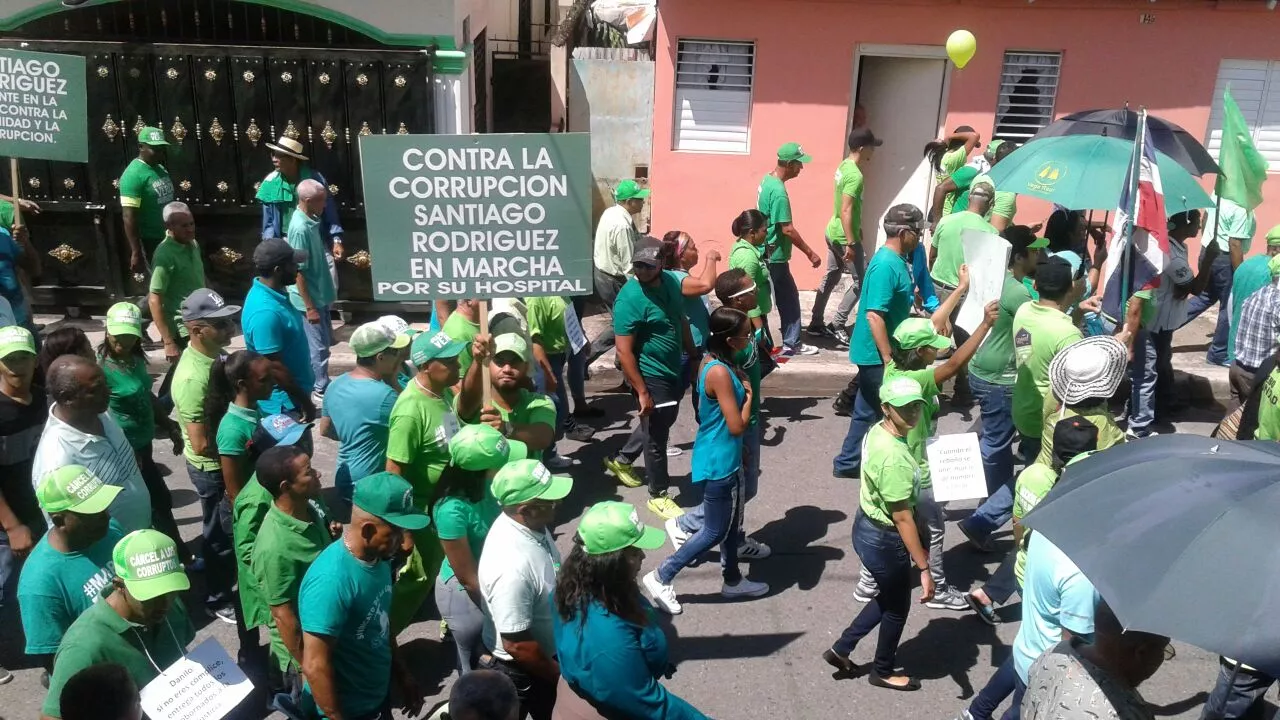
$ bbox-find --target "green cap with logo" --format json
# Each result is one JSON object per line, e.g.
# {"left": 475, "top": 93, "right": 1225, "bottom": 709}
{"left": 353, "top": 472, "right": 431, "bottom": 529}
{"left": 1266, "top": 224, "right": 1280, "bottom": 247}
{"left": 491, "top": 459, "right": 573, "bottom": 506}
{"left": 113, "top": 529, "right": 191, "bottom": 601}
{"left": 37, "top": 465, "right": 122, "bottom": 515}
{"left": 138, "top": 126, "right": 170, "bottom": 146}
{"left": 106, "top": 302, "right": 144, "bottom": 338}
{"left": 351, "top": 321, "right": 410, "bottom": 358}
{"left": 0, "top": 326, "right": 35, "bottom": 358}
{"left": 410, "top": 328, "right": 467, "bottom": 368}
{"left": 777, "top": 142, "right": 813, "bottom": 164}
{"left": 893, "top": 317, "right": 952, "bottom": 351}
{"left": 577, "top": 501, "right": 666, "bottom": 555}
{"left": 880, "top": 376, "right": 925, "bottom": 407}
{"left": 449, "top": 423, "right": 528, "bottom": 471}
{"left": 493, "top": 333, "right": 529, "bottom": 362}
{"left": 614, "top": 179, "right": 650, "bottom": 201}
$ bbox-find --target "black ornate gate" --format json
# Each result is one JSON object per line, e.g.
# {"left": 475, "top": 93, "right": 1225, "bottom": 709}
{"left": 0, "top": 0, "right": 437, "bottom": 309}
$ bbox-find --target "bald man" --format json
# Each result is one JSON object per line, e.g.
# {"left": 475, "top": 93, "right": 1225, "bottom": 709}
{"left": 287, "top": 179, "right": 336, "bottom": 405}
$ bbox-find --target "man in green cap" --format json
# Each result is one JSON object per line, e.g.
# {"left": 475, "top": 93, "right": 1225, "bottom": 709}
{"left": 17, "top": 465, "right": 124, "bottom": 672}
{"left": 42, "top": 529, "right": 195, "bottom": 720}
{"left": 1228, "top": 225, "right": 1280, "bottom": 400}
{"left": 590, "top": 179, "right": 650, "bottom": 363}
{"left": 759, "top": 141, "right": 822, "bottom": 359}
{"left": 479, "top": 459, "right": 574, "bottom": 719}
{"left": 299, "top": 471, "right": 428, "bottom": 720}
{"left": 458, "top": 333, "right": 556, "bottom": 461}
{"left": 118, "top": 126, "right": 175, "bottom": 274}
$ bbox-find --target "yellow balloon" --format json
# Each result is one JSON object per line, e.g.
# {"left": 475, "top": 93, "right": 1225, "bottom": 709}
{"left": 947, "top": 29, "right": 977, "bottom": 69}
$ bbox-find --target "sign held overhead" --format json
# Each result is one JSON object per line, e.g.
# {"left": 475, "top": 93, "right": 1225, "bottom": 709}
{"left": 0, "top": 49, "right": 87, "bottom": 163}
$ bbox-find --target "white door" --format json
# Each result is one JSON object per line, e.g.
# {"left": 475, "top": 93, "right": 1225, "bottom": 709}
{"left": 853, "top": 54, "right": 948, "bottom": 249}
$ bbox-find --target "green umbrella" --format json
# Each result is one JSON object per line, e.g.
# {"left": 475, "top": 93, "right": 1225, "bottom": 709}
{"left": 984, "top": 134, "right": 1214, "bottom": 213}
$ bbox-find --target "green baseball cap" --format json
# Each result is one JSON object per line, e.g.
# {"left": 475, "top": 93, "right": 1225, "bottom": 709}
{"left": 351, "top": 321, "right": 410, "bottom": 358}
{"left": 880, "top": 376, "right": 925, "bottom": 407}
{"left": 491, "top": 459, "right": 573, "bottom": 506}
{"left": 777, "top": 142, "right": 813, "bottom": 164}
{"left": 36, "top": 465, "right": 122, "bottom": 515}
{"left": 353, "top": 472, "right": 431, "bottom": 530}
{"left": 493, "top": 333, "right": 529, "bottom": 362}
{"left": 106, "top": 302, "right": 144, "bottom": 338}
{"left": 1030, "top": 236, "right": 1051, "bottom": 249}
{"left": 0, "top": 325, "right": 36, "bottom": 358}
{"left": 614, "top": 179, "right": 650, "bottom": 201}
{"left": 1270, "top": 254, "right": 1280, "bottom": 279}
{"left": 1265, "top": 224, "right": 1280, "bottom": 246}
{"left": 893, "top": 317, "right": 952, "bottom": 351}
{"left": 984, "top": 138, "right": 1006, "bottom": 160}
{"left": 449, "top": 423, "right": 528, "bottom": 471}
{"left": 410, "top": 328, "right": 467, "bottom": 368}
{"left": 138, "top": 126, "right": 170, "bottom": 146}
{"left": 113, "top": 530, "right": 191, "bottom": 601}
{"left": 577, "top": 501, "right": 666, "bottom": 555}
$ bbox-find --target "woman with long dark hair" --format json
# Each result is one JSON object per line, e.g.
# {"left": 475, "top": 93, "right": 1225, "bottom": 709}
{"left": 643, "top": 307, "right": 765, "bottom": 614}
{"left": 35, "top": 326, "right": 92, "bottom": 391}
{"left": 207, "top": 350, "right": 274, "bottom": 500}
{"left": 660, "top": 230, "right": 718, "bottom": 423}
{"left": 554, "top": 501, "right": 708, "bottom": 720}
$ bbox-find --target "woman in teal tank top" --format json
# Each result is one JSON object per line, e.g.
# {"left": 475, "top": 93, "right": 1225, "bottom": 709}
{"left": 643, "top": 308, "right": 768, "bottom": 616}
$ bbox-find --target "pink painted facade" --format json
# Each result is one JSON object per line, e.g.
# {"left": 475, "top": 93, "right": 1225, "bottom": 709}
{"left": 649, "top": 0, "right": 1280, "bottom": 288}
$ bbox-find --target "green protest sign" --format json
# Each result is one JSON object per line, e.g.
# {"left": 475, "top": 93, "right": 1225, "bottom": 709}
{"left": 360, "top": 133, "right": 592, "bottom": 301}
{"left": 0, "top": 50, "right": 87, "bottom": 163}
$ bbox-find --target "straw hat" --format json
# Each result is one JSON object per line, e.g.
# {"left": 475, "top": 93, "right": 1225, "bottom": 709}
{"left": 1048, "top": 335, "right": 1127, "bottom": 406}
{"left": 265, "top": 136, "right": 309, "bottom": 161}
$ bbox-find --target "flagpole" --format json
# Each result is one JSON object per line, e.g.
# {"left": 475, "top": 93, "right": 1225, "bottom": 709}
{"left": 1118, "top": 111, "right": 1146, "bottom": 320}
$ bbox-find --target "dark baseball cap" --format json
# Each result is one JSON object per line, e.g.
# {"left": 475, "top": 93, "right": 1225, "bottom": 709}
{"left": 1035, "top": 255, "right": 1075, "bottom": 296}
{"left": 632, "top": 242, "right": 664, "bottom": 268}
{"left": 848, "top": 127, "right": 884, "bottom": 150}
{"left": 1051, "top": 415, "right": 1099, "bottom": 468}
{"left": 254, "top": 238, "right": 307, "bottom": 273}
{"left": 180, "top": 288, "right": 241, "bottom": 322}
{"left": 884, "top": 203, "right": 925, "bottom": 231}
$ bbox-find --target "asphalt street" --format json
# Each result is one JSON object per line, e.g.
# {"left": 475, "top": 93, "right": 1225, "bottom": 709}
{"left": 0, "top": 379, "right": 1239, "bottom": 720}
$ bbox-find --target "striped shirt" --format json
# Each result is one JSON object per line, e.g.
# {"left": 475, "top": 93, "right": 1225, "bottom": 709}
{"left": 32, "top": 409, "right": 151, "bottom": 533}
{"left": 1234, "top": 281, "right": 1280, "bottom": 369}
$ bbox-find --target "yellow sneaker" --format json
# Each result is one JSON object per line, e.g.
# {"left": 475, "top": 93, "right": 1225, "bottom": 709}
{"left": 604, "top": 458, "right": 643, "bottom": 488}
{"left": 647, "top": 494, "right": 685, "bottom": 520}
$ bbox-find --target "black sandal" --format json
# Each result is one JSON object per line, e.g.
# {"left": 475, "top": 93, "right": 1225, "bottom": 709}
{"left": 868, "top": 673, "right": 921, "bottom": 692}
{"left": 822, "top": 648, "right": 857, "bottom": 675}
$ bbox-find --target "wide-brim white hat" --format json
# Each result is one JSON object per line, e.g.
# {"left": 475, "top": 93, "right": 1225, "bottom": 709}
{"left": 265, "top": 136, "right": 309, "bottom": 161}
{"left": 1049, "top": 335, "right": 1127, "bottom": 406}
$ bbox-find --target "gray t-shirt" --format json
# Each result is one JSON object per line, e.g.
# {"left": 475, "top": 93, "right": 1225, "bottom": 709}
{"left": 1023, "top": 640, "right": 1155, "bottom": 720}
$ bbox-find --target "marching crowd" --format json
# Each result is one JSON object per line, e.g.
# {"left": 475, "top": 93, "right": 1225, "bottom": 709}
{"left": 0, "top": 117, "right": 1278, "bottom": 720}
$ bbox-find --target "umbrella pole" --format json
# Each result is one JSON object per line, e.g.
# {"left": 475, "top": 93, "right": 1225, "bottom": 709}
{"left": 1203, "top": 662, "right": 1241, "bottom": 720}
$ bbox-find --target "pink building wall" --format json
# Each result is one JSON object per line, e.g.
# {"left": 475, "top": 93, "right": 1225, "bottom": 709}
{"left": 649, "top": 0, "right": 1280, "bottom": 289}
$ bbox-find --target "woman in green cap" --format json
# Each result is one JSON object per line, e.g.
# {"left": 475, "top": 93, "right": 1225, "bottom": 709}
{"left": 431, "top": 423, "right": 526, "bottom": 674}
{"left": 554, "top": 501, "right": 708, "bottom": 720}
{"left": 824, "top": 376, "right": 934, "bottom": 692}
{"left": 97, "top": 302, "right": 191, "bottom": 564}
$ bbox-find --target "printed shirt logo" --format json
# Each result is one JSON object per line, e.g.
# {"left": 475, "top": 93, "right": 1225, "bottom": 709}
{"left": 110, "top": 305, "right": 141, "bottom": 323}
{"left": 82, "top": 566, "right": 115, "bottom": 602}
{"left": 629, "top": 508, "right": 643, "bottom": 535}
{"left": 401, "top": 488, "right": 414, "bottom": 511}
{"left": 153, "top": 176, "right": 175, "bottom": 203}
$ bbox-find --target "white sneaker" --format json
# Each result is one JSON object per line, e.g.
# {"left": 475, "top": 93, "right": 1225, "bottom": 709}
{"left": 721, "top": 578, "right": 769, "bottom": 599}
{"left": 643, "top": 571, "right": 683, "bottom": 615}
{"left": 665, "top": 446, "right": 684, "bottom": 457}
{"left": 665, "top": 518, "right": 690, "bottom": 552}
{"left": 543, "top": 452, "right": 573, "bottom": 470}
{"left": 738, "top": 537, "right": 772, "bottom": 560}
{"left": 795, "top": 344, "right": 820, "bottom": 356}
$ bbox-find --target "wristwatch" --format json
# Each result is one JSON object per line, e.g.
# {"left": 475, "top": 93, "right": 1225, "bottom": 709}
{"left": 502, "top": 420, "right": 513, "bottom": 437}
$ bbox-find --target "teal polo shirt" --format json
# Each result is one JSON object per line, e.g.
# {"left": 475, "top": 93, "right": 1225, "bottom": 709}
{"left": 848, "top": 246, "right": 915, "bottom": 366}
{"left": 242, "top": 278, "right": 315, "bottom": 414}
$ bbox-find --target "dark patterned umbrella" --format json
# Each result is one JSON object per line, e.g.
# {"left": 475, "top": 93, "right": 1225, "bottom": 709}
{"left": 1033, "top": 108, "right": 1220, "bottom": 176}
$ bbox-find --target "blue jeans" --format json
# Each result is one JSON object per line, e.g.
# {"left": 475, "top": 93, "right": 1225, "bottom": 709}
{"left": 1184, "top": 250, "right": 1233, "bottom": 364}
{"left": 0, "top": 527, "right": 14, "bottom": 610}
{"left": 834, "top": 512, "right": 912, "bottom": 678}
{"left": 539, "top": 352, "right": 570, "bottom": 456}
{"left": 678, "top": 423, "right": 761, "bottom": 538}
{"left": 188, "top": 463, "right": 234, "bottom": 607}
{"left": 303, "top": 305, "right": 333, "bottom": 394}
{"left": 1201, "top": 660, "right": 1276, "bottom": 720}
{"left": 968, "top": 656, "right": 1024, "bottom": 720}
{"left": 834, "top": 364, "right": 885, "bottom": 474}
{"left": 657, "top": 470, "right": 743, "bottom": 585}
{"left": 970, "top": 376, "right": 1016, "bottom": 496}
{"left": 1100, "top": 315, "right": 1157, "bottom": 433}
{"left": 768, "top": 262, "right": 802, "bottom": 351}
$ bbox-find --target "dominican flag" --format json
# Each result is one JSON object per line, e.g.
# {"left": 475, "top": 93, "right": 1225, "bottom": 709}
{"left": 1101, "top": 111, "right": 1169, "bottom": 321}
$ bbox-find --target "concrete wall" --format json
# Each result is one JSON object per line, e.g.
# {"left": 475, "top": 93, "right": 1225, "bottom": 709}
{"left": 651, "top": 0, "right": 1280, "bottom": 288}
{"left": 570, "top": 51, "right": 655, "bottom": 229}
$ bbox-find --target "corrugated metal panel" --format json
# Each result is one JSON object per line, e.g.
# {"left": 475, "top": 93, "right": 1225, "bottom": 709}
{"left": 673, "top": 39, "right": 754, "bottom": 153}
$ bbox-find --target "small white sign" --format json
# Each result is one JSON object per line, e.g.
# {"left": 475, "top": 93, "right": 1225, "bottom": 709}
{"left": 564, "top": 302, "right": 588, "bottom": 354}
{"left": 926, "top": 432, "right": 989, "bottom": 502}
{"left": 139, "top": 638, "right": 253, "bottom": 720}
{"left": 956, "top": 230, "right": 1011, "bottom": 335}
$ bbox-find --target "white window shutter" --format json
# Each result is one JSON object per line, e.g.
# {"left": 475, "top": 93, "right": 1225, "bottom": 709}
{"left": 993, "top": 51, "right": 1062, "bottom": 142}
{"left": 673, "top": 40, "right": 755, "bottom": 153}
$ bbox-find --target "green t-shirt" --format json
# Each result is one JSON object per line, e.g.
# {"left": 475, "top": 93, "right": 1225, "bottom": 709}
{"left": 1257, "top": 368, "right": 1280, "bottom": 441}
{"left": 0, "top": 199, "right": 13, "bottom": 231}
{"left": 885, "top": 364, "right": 940, "bottom": 488}
{"left": 954, "top": 175, "right": 1017, "bottom": 224}
{"left": 17, "top": 522, "right": 125, "bottom": 655}
{"left": 758, "top": 174, "right": 793, "bottom": 263}
{"left": 118, "top": 158, "right": 175, "bottom": 247}
{"left": 466, "top": 388, "right": 556, "bottom": 459}
{"left": 43, "top": 595, "right": 194, "bottom": 719}
{"left": 525, "top": 296, "right": 569, "bottom": 355}
{"left": 1012, "top": 463, "right": 1058, "bottom": 585}
{"left": 971, "top": 274, "right": 1034, "bottom": 385}
{"left": 100, "top": 354, "right": 155, "bottom": 451}
{"left": 728, "top": 239, "right": 772, "bottom": 317}
{"left": 386, "top": 383, "right": 458, "bottom": 508}
{"left": 930, "top": 210, "right": 998, "bottom": 287}
{"left": 253, "top": 503, "right": 333, "bottom": 672}
{"left": 442, "top": 312, "right": 481, "bottom": 379}
{"left": 149, "top": 235, "right": 206, "bottom": 341}
{"left": 216, "top": 403, "right": 261, "bottom": 456}
{"left": 1035, "top": 403, "right": 1125, "bottom": 467}
{"left": 938, "top": 146, "right": 968, "bottom": 180}
{"left": 825, "top": 159, "right": 864, "bottom": 245}
{"left": 232, "top": 475, "right": 274, "bottom": 630}
{"left": 1203, "top": 194, "right": 1257, "bottom": 254}
{"left": 172, "top": 344, "right": 220, "bottom": 471}
{"left": 434, "top": 493, "right": 501, "bottom": 584}
{"left": 941, "top": 163, "right": 978, "bottom": 216}
{"left": 859, "top": 422, "right": 920, "bottom": 525}
{"left": 612, "top": 273, "right": 685, "bottom": 381}
{"left": 1012, "top": 303, "right": 1083, "bottom": 437}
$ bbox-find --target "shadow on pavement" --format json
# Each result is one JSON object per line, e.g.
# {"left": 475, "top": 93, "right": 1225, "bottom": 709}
{"left": 1150, "top": 691, "right": 1212, "bottom": 717}
{"left": 669, "top": 631, "right": 805, "bottom": 664}
{"left": 896, "top": 615, "right": 1008, "bottom": 700}
{"left": 751, "top": 505, "right": 848, "bottom": 593}
{"left": 396, "top": 636, "right": 456, "bottom": 706}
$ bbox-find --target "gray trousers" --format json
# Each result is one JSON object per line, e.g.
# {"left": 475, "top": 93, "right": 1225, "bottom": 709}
{"left": 858, "top": 485, "right": 946, "bottom": 593}
{"left": 811, "top": 237, "right": 862, "bottom": 329}
{"left": 588, "top": 269, "right": 627, "bottom": 365}
{"left": 435, "top": 575, "right": 487, "bottom": 674}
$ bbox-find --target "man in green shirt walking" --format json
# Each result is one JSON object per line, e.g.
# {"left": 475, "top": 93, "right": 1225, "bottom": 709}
{"left": 759, "top": 142, "right": 822, "bottom": 359}
{"left": 118, "top": 127, "right": 175, "bottom": 275}
{"left": 1185, "top": 194, "right": 1257, "bottom": 366}
{"left": 811, "top": 128, "right": 882, "bottom": 348}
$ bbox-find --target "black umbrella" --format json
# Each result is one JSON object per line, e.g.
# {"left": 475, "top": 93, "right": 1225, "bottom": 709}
{"left": 1032, "top": 108, "right": 1220, "bottom": 177}
{"left": 1021, "top": 435, "right": 1280, "bottom": 675}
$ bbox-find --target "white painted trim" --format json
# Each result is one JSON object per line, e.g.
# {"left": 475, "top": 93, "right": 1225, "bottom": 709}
{"left": 857, "top": 44, "right": 950, "bottom": 61}
{"left": 844, "top": 44, "right": 953, "bottom": 155}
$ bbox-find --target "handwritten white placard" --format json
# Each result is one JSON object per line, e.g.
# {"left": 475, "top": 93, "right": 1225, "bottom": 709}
{"left": 139, "top": 638, "right": 253, "bottom": 720}
{"left": 956, "top": 230, "right": 1011, "bottom": 335}
{"left": 926, "top": 432, "right": 989, "bottom": 502}
{"left": 564, "top": 302, "right": 588, "bottom": 354}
